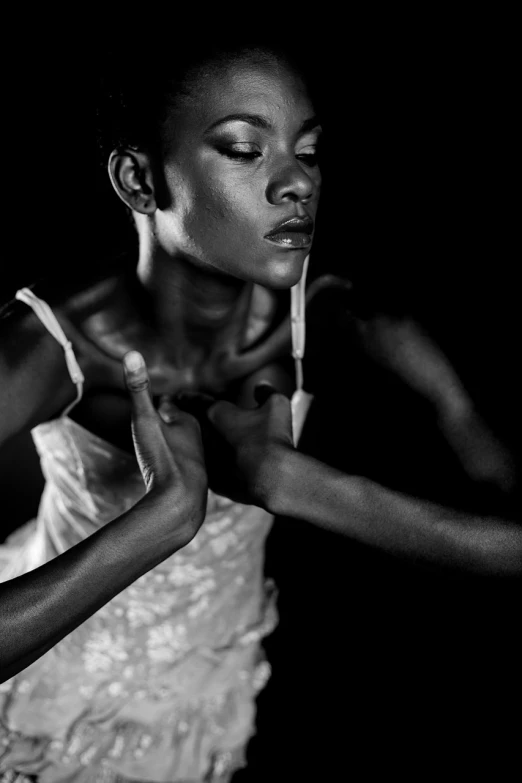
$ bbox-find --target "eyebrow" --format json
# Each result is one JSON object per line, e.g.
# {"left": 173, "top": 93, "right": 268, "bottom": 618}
{"left": 205, "top": 113, "right": 322, "bottom": 135}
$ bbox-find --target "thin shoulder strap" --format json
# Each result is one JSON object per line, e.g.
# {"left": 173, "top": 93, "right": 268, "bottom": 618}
{"left": 15, "top": 287, "right": 85, "bottom": 417}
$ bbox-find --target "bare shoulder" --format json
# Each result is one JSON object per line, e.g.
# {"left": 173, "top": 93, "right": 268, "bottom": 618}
{"left": 0, "top": 267, "right": 128, "bottom": 445}
{"left": 0, "top": 298, "right": 74, "bottom": 444}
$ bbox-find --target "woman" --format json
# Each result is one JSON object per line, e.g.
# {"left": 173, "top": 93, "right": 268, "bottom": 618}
{"left": 1, "top": 32, "right": 520, "bottom": 783}
{"left": 0, "top": 38, "right": 321, "bottom": 781}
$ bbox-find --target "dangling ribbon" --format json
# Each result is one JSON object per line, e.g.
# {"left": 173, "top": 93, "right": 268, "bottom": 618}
{"left": 290, "top": 255, "right": 314, "bottom": 446}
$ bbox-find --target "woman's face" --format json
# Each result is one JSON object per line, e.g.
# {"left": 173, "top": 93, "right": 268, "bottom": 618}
{"left": 154, "top": 57, "right": 322, "bottom": 289}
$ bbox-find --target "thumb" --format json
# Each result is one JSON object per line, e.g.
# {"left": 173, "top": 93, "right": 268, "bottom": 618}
{"left": 123, "top": 350, "right": 153, "bottom": 405}
{"left": 123, "top": 351, "right": 168, "bottom": 488}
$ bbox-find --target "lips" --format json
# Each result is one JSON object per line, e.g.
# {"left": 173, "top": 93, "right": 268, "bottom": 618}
{"left": 264, "top": 216, "right": 314, "bottom": 248}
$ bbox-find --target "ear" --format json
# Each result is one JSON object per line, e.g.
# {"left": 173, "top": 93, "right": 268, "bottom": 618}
{"left": 108, "top": 149, "right": 157, "bottom": 215}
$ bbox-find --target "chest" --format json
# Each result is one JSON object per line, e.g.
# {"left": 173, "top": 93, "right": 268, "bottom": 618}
{"left": 67, "top": 283, "right": 287, "bottom": 450}
{"left": 68, "top": 356, "right": 279, "bottom": 454}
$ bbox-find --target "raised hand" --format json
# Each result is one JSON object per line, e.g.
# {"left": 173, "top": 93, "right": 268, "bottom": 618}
{"left": 175, "top": 384, "right": 294, "bottom": 509}
{"left": 123, "top": 351, "right": 208, "bottom": 542}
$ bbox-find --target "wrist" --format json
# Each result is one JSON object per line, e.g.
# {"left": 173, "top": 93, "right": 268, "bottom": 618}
{"left": 140, "top": 483, "right": 207, "bottom": 548}
{"left": 261, "top": 446, "right": 303, "bottom": 517}
{"left": 252, "top": 444, "right": 293, "bottom": 514}
{"left": 263, "top": 448, "right": 367, "bottom": 530}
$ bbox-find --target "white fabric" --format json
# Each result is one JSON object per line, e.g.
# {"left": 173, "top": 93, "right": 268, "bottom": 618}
{"left": 290, "top": 255, "right": 313, "bottom": 445}
{"left": 15, "top": 287, "right": 84, "bottom": 416}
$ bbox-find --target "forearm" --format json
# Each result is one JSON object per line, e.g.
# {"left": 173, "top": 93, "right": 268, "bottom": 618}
{"left": 269, "top": 450, "right": 522, "bottom": 577}
{"left": 0, "top": 491, "right": 190, "bottom": 682}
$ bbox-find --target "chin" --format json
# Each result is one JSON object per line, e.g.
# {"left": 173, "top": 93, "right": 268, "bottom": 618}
{"left": 260, "top": 252, "right": 309, "bottom": 290}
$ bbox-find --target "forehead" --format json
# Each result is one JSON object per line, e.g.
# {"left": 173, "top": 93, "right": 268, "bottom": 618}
{"left": 166, "top": 59, "right": 314, "bottom": 138}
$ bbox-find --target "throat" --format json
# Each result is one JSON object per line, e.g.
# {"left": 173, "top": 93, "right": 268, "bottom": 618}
{"left": 137, "top": 253, "right": 254, "bottom": 372}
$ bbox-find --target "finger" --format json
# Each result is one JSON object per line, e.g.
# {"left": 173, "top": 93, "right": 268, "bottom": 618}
{"left": 158, "top": 401, "right": 203, "bottom": 444}
{"left": 159, "top": 405, "right": 205, "bottom": 460}
{"left": 123, "top": 352, "right": 168, "bottom": 486}
{"left": 206, "top": 399, "right": 238, "bottom": 434}
{"left": 259, "top": 391, "right": 294, "bottom": 446}
{"left": 254, "top": 381, "right": 278, "bottom": 407}
{"left": 158, "top": 397, "right": 184, "bottom": 424}
{"left": 123, "top": 351, "right": 155, "bottom": 417}
{"left": 269, "top": 393, "right": 294, "bottom": 438}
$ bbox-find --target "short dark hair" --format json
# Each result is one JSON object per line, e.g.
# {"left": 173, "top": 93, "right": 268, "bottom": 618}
{"left": 96, "top": 36, "right": 312, "bottom": 168}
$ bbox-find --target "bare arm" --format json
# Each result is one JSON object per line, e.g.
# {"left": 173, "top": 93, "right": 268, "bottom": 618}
{"left": 353, "top": 314, "right": 517, "bottom": 491}
{"left": 0, "top": 349, "right": 207, "bottom": 682}
{"left": 268, "top": 446, "right": 522, "bottom": 577}
{"left": 195, "top": 393, "right": 522, "bottom": 579}
{"left": 0, "top": 305, "right": 82, "bottom": 443}
{"left": 192, "top": 293, "right": 521, "bottom": 577}
{"left": 1, "top": 490, "right": 192, "bottom": 682}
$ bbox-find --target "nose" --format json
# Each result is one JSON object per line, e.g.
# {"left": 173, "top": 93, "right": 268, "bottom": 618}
{"left": 266, "top": 160, "right": 315, "bottom": 206}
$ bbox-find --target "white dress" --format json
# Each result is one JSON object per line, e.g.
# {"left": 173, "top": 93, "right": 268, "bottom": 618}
{"left": 0, "top": 288, "right": 279, "bottom": 783}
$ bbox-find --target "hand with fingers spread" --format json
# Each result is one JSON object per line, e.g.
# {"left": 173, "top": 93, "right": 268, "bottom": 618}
{"left": 176, "top": 383, "right": 294, "bottom": 509}
{"left": 123, "top": 350, "right": 208, "bottom": 544}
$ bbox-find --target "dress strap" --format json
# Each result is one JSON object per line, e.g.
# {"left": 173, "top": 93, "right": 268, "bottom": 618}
{"left": 290, "top": 254, "right": 313, "bottom": 446}
{"left": 15, "top": 287, "right": 85, "bottom": 416}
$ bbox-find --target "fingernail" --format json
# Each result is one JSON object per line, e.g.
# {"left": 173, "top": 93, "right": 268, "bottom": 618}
{"left": 159, "top": 409, "right": 177, "bottom": 423}
{"left": 124, "top": 351, "right": 144, "bottom": 372}
{"left": 159, "top": 399, "right": 176, "bottom": 419}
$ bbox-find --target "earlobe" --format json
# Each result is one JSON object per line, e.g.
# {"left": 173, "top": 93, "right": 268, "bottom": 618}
{"left": 108, "top": 149, "right": 157, "bottom": 215}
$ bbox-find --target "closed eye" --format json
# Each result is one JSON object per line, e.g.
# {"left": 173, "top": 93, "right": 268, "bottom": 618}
{"left": 217, "top": 144, "right": 262, "bottom": 162}
{"left": 222, "top": 150, "right": 262, "bottom": 161}
{"left": 296, "top": 152, "right": 318, "bottom": 167}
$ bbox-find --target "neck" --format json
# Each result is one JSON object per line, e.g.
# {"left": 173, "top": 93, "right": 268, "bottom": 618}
{"left": 136, "top": 232, "right": 253, "bottom": 370}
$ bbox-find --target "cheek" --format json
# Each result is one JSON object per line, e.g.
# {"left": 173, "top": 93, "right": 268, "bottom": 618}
{"left": 185, "top": 173, "right": 260, "bottom": 242}
{"left": 163, "top": 153, "right": 266, "bottom": 257}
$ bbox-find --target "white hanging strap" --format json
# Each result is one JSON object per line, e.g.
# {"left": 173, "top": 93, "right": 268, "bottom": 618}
{"left": 15, "top": 287, "right": 85, "bottom": 416}
{"left": 290, "top": 255, "right": 313, "bottom": 446}
{"left": 291, "top": 253, "right": 309, "bottom": 391}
